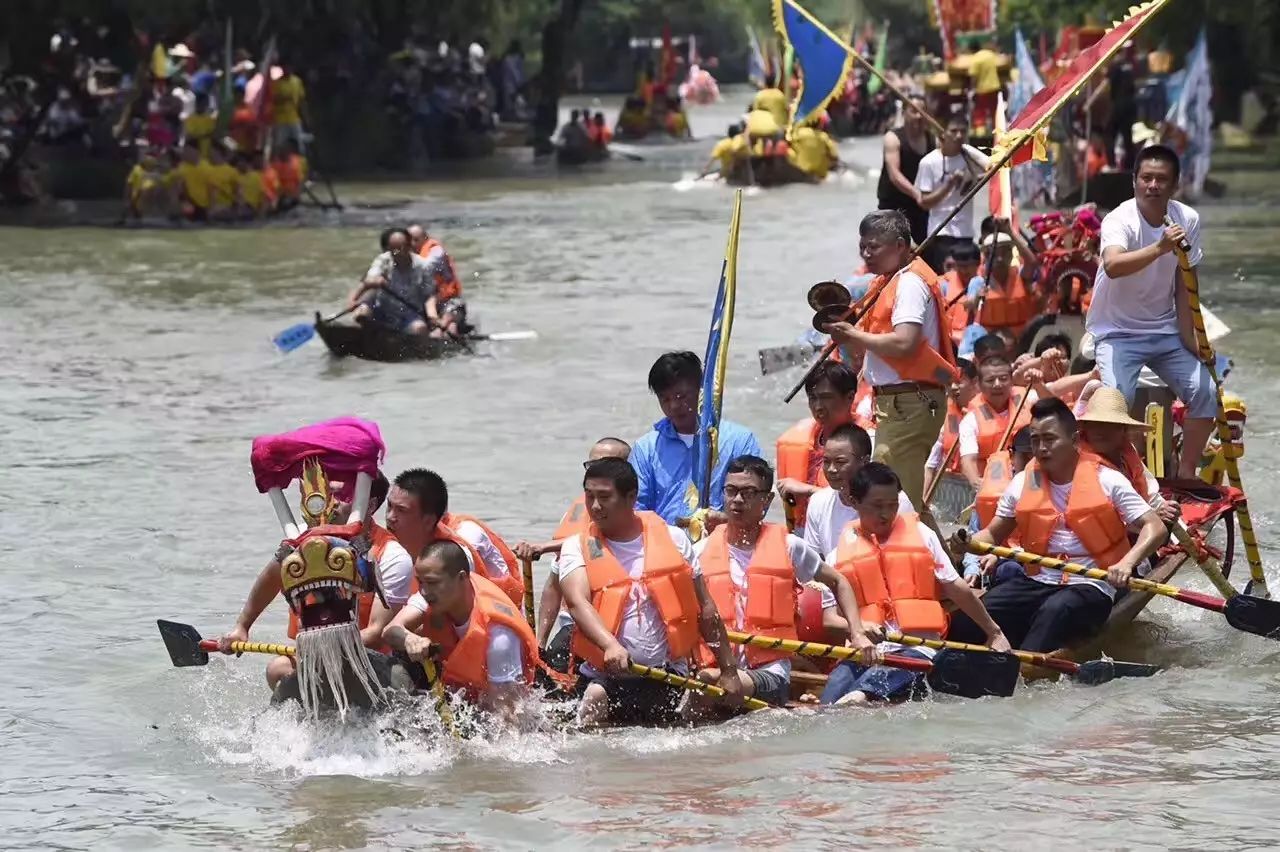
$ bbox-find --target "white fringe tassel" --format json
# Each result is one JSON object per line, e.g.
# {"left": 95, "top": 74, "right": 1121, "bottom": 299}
{"left": 294, "top": 621, "right": 384, "bottom": 721}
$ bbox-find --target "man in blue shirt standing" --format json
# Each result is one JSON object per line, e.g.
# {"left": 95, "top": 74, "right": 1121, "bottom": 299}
{"left": 631, "top": 351, "right": 763, "bottom": 525}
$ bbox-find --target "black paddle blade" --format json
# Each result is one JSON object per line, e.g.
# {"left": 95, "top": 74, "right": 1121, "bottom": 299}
{"left": 926, "top": 648, "right": 1020, "bottom": 699}
{"left": 1071, "top": 658, "right": 1160, "bottom": 686}
{"left": 157, "top": 619, "right": 209, "bottom": 667}
{"left": 1225, "top": 595, "right": 1280, "bottom": 639}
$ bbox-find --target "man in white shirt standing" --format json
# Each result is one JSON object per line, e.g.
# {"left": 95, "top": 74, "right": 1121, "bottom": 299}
{"left": 1087, "top": 145, "right": 1215, "bottom": 479}
{"left": 949, "top": 398, "right": 1166, "bottom": 652}
{"left": 558, "top": 458, "right": 742, "bottom": 726}
{"left": 824, "top": 210, "right": 960, "bottom": 540}
{"left": 913, "top": 112, "right": 990, "bottom": 273}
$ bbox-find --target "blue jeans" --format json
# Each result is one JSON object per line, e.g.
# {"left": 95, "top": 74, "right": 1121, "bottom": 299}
{"left": 1095, "top": 333, "right": 1216, "bottom": 418}
{"left": 820, "top": 647, "right": 931, "bottom": 703}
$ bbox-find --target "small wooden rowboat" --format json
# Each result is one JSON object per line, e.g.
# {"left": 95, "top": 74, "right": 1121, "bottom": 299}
{"left": 313, "top": 314, "right": 469, "bottom": 363}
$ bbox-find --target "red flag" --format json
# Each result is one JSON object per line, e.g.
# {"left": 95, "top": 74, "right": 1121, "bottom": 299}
{"left": 1001, "top": 0, "right": 1173, "bottom": 165}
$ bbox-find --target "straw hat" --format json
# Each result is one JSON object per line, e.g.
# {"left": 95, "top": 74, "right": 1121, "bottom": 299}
{"left": 980, "top": 232, "right": 1013, "bottom": 248}
{"left": 1077, "top": 387, "right": 1150, "bottom": 430}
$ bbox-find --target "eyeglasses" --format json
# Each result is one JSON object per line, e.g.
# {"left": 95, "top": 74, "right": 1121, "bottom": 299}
{"left": 723, "top": 485, "right": 769, "bottom": 501}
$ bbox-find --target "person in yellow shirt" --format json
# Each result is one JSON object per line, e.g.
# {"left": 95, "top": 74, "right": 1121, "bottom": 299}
{"left": 752, "top": 73, "right": 789, "bottom": 129}
{"left": 788, "top": 119, "right": 840, "bottom": 180}
{"left": 699, "top": 123, "right": 747, "bottom": 179}
{"left": 173, "top": 143, "right": 211, "bottom": 221}
{"left": 124, "top": 150, "right": 166, "bottom": 219}
{"left": 271, "top": 60, "right": 308, "bottom": 153}
{"left": 234, "top": 152, "right": 266, "bottom": 219}
{"left": 183, "top": 94, "right": 217, "bottom": 159}
{"left": 204, "top": 145, "right": 240, "bottom": 219}
{"left": 968, "top": 36, "right": 1005, "bottom": 135}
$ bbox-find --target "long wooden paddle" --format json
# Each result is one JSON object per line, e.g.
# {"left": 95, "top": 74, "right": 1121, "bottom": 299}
{"left": 1168, "top": 222, "right": 1268, "bottom": 599}
{"left": 884, "top": 632, "right": 1159, "bottom": 686}
{"left": 156, "top": 620, "right": 458, "bottom": 734}
{"left": 274, "top": 305, "right": 358, "bottom": 352}
{"left": 726, "top": 630, "right": 1019, "bottom": 699}
{"left": 626, "top": 663, "right": 771, "bottom": 711}
{"left": 957, "top": 534, "right": 1280, "bottom": 640}
{"left": 519, "top": 557, "right": 536, "bottom": 628}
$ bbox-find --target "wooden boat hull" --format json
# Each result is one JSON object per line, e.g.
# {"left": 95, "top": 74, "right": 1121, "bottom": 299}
{"left": 314, "top": 315, "right": 468, "bottom": 363}
{"left": 724, "top": 156, "right": 818, "bottom": 188}
{"left": 556, "top": 144, "right": 609, "bottom": 166}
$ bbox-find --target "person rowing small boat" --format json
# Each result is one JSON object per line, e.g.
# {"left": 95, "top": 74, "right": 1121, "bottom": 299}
{"left": 347, "top": 228, "right": 446, "bottom": 338}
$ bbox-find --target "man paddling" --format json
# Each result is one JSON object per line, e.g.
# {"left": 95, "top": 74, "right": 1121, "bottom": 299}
{"left": 386, "top": 469, "right": 523, "bottom": 606}
{"left": 383, "top": 540, "right": 538, "bottom": 721}
{"left": 948, "top": 398, "right": 1166, "bottom": 652}
{"left": 348, "top": 229, "right": 437, "bottom": 336}
{"left": 558, "top": 458, "right": 741, "bottom": 726}
{"left": 217, "top": 471, "right": 413, "bottom": 694}
{"left": 688, "top": 456, "right": 872, "bottom": 712}
{"left": 775, "top": 361, "right": 860, "bottom": 535}
{"left": 823, "top": 210, "right": 959, "bottom": 540}
{"left": 1087, "top": 145, "right": 1215, "bottom": 480}
{"left": 821, "top": 463, "right": 1010, "bottom": 705}
{"left": 631, "top": 351, "right": 762, "bottom": 526}
{"left": 802, "top": 423, "right": 913, "bottom": 559}
{"left": 511, "top": 437, "right": 632, "bottom": 654}
{"left": 957, "top": 355, "right": 1035, "bottom": 490}
{"left": 1076, "top": 387, "right": 1179, "bottom": 527}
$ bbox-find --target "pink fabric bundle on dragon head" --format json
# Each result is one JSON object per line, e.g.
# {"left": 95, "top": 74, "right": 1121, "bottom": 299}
{"left": 250, "top": 417, "right": 386, "bottom": 501}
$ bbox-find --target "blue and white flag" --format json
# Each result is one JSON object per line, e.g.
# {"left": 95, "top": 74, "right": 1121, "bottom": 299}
{"left": 1164, "top": 30, "right": 1212, "bottom": 199}
{"left": 772, "top": 0, "right": 854, "bottom": 127}
{"left": 1009, "top": 28, "right": 1054, "bottom": 206}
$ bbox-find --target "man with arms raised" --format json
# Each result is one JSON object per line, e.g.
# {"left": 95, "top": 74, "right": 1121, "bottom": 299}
{"left": 383, "top": 540, "right": 538, "bottom": 721}
{"left": 877, "top": 94, "right": 934, "bottom": 246}
{"left": 631, "top": 351, "right": 761, "bottom": 526}
{"left": 1087, "top": 145, "right": 1215, "bottom": 479}
{"left": 689, "top": 455, "right": 873, "bottom": 711}
{"left": 821, "top": 463, "right": 1010, "bottom": 705}
{"left": 558, "top": 458, "right": 741, "bottom": 726}
{"left": 948, "top": 398, "right": 1166, "bottom": 651}
{"left": 385, "top": 468, "right": 524, "bottom": 607}
{"left": 775, "top": 361, "right": 860, "bottom": 535}
{"left": 824, "top": 210, "right": 959, "bottom": 540}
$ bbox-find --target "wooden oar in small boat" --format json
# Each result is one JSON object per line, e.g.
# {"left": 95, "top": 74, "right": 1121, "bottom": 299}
{"left": 155, "top": 619, "right": 458, "bottom": 735}
{"left": 883, "top": 632, "right": 1159, "bottom": 685}
{"left": 274, "top": 305, "right": 359, "bottom": 352}
{"left": 726, "top": 631, "right": 1020, "bottom": 699}
{"left": 626, "top": 663, "right": 770, "bottom": 711}
{"left": 519, "top": 557, "right": 536, "bottom": 628}
{"left": 957, "top": 533, "right": 1280, "bottom": 640}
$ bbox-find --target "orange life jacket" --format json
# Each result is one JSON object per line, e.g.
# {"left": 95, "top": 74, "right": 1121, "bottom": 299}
{"left": 977, "top": 268, "right": 1034, "bottom": 331}
{"left": 287, "top": 523, "right": 397, "bottom": 646}
{"left": 441, "top": 512, "right": 524, "bottom": 607}
{"left": 1079, "top": 439, "right": 1151, "bottom": 501}
{"left": 261, "top": 166, "right": 280, "bottom": 205}
{"left": 408, "top": 522, "right": 488, "bottom": 595}
{"left": 833, "top": 512, "right": 948, "bottom": 634}
{"left": 422, "top": 573, "right": 538, "bottom": 699}
{"left": 940, "top": 269, "right": 971, "bottom": 341}
{"left": 1014, "top": 457, "right": 1131, "bottom": 575}
{"left": 275, "top": 157, "right": 301, "bottom": 198}
{"left": 569, "top": 512, "right": 701, "bottom": 670}
{"left": 939, "top": 397, "right": 965, "bottom": 473}
{"left": 697, "top": 524, "right": 797, "bottom": 667}
{"left": 857, "top": 257, "right": 960, "bottom": 387}
{"left": 553, "top": 494, "right": 589, "bottom": 540}
{"left": 419, "top": 237, "right": 462, "bottom": 300}
{"left": 775, "top": 418, "right": 827, "bottom": 528}
{"left": 975, "top": 450, "right": 1015, "bottom": 529}
{"left": 966, "top": 388, "right": 1032, "bottom": 468}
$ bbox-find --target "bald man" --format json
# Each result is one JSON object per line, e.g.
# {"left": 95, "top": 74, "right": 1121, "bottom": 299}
{"left": 512, "top": 437, "right": 632, "bottom": 651}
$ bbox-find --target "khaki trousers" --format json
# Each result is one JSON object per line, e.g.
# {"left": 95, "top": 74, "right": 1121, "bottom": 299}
{"left": 873, "top": 386, "right": 947, "bottom": 540}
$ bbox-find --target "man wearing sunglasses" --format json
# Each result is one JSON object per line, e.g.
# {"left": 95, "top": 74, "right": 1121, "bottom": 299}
{"left": 686, "top": 455, "right": 875, "bottom": 713}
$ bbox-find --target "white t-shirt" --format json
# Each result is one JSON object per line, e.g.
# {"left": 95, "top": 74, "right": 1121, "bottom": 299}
{"left": 822, "top": 521, "right": 959, "bottom": 658}
{"left": 926, "top": 437, "right": 945, "bottom": 470}
{"left": 913, "top": 145, "right": 989, "bottom": 239}
{"left": 995, "top": 465, "right": 1153, "bottom": 599}
{"left": 375, "top": 539, "right": 415, "bottom": 606}
{"left": 803, "top": 486, "right": 916, "bottom": 558}
{"left": 692, "top": 531, "right": 823, "bottom": 677}
{"left": 405, "top": 594, "right": 526, "bottom": 684}
{"left": 862, "top": 270, "right": 944, "bottom": 387}
{"left": 558, "top": 523, "right": 699, "bottom": 671}
{"left": 453, "top": 519, "right": 510, "bottom": 578}
{"left": 1087, "top": 198, "right": 1203, "bottom": 339}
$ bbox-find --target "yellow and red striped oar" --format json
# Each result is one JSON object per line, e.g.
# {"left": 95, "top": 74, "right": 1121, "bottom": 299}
{"left": 958, "top": 533, "right": 1280, "bottom": 639}
{"left": 725, "top": 630, "right": 1019, "bottom": 698}
{"left": 626, "top": 663, "right": 771, "bottom": 711}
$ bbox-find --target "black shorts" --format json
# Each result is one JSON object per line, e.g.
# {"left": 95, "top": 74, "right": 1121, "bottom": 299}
{"left": 582, "top": 673, "right": 684, "bottom": 726}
